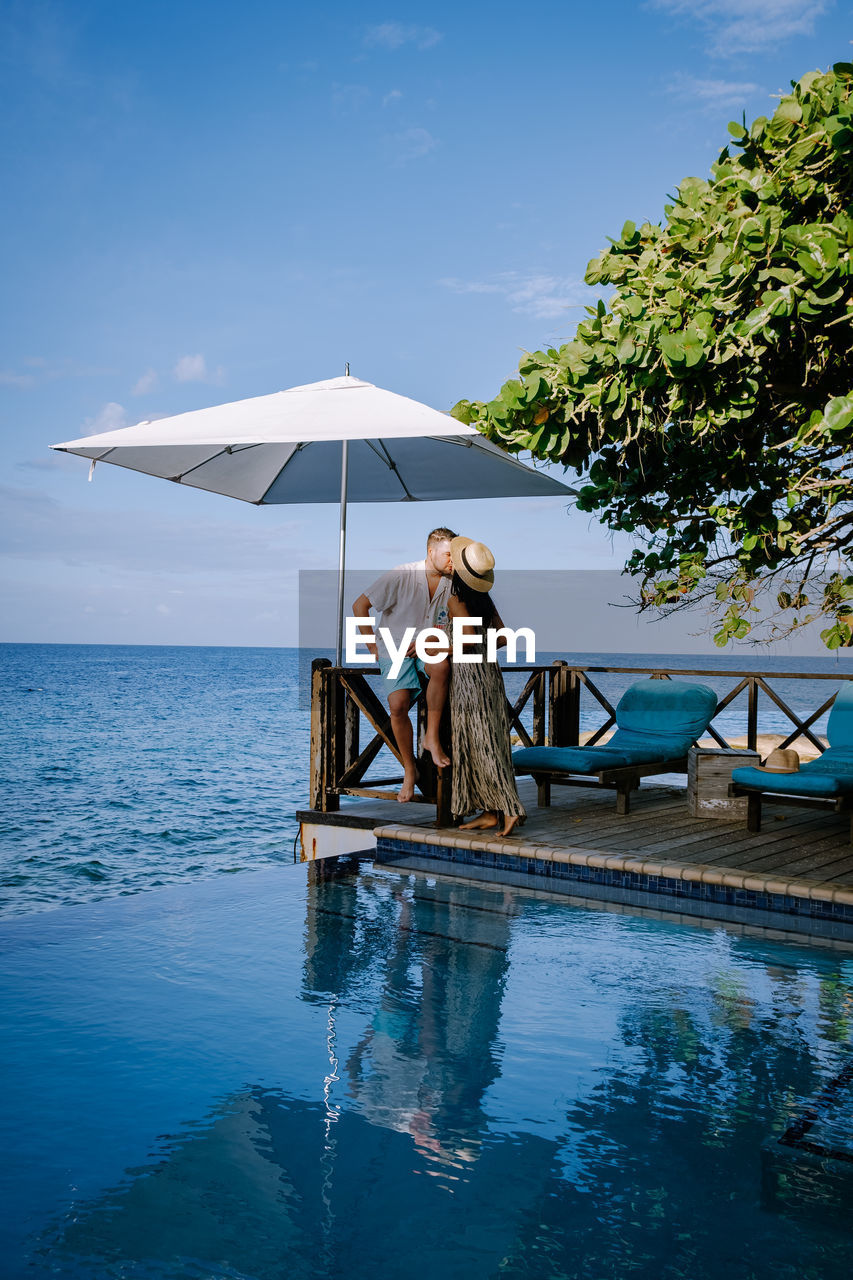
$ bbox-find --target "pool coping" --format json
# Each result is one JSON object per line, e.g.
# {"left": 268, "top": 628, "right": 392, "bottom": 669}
{"left": 372, "top": 822, "right": 853, "bottom": 923}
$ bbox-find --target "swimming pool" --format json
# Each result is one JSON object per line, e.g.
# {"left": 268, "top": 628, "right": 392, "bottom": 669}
{"left": 1, "top": 859, "right": 852, "bottom": 1278}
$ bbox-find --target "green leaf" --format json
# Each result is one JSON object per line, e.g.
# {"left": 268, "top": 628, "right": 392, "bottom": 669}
{"left": 450, "top": 399, "right": 475, "bottom": 424}
{"left": 499, "top": 380, "right": 525, "bottom": 410}
{"left": 821, "top": 622, "right": 852, "bottom": 650}
{"left": 682, "top": 326, "right": 708, "bottom": 367}
{"left": 740, "top": 217, "right": 766, "bottom": 253}
{"left": 776, "top": 99, "right": 803, "bottom": 123}
{"left": 658, "top": 331, "right": 686, "bottom": 365}
{"left": 822, "top": 395, "right": 853, "bottom": 433}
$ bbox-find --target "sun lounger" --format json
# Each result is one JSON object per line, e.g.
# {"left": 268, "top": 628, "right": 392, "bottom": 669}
{"left": 513, "top": 679, "right": 718, "bottom": 814}
{"left": 730, "top": 684, "right": 853, "bottom": 843}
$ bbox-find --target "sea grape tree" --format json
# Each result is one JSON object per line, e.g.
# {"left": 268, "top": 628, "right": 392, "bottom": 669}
{"left": 453, "top": 64, "right": 853, "bottom": 647}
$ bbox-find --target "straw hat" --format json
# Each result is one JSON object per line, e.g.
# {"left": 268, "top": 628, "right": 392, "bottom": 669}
{"left": 450, "top": 536, "right": 495, "bottom": 592}
{"left": 754, "top": 748, "right": 800, "bottom": 774}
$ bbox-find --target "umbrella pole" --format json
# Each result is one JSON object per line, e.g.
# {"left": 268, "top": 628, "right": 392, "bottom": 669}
{"left": 335, "top": 438, "right": 349, "bottom": 666}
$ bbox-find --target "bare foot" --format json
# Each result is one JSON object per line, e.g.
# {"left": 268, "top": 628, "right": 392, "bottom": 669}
{"left": 459, "top": 812, "right": 499, "bottom": 830}
{"left": 500, "top": 815, "right": 523, "bottom": 837}
{"left": 423, "top": 735, "right": 450, "bottom": 769}
{"left": 398, "top": 768, "right": 417, "bottom": 803}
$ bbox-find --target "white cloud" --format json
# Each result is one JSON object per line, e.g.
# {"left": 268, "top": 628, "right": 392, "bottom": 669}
{"left": 0, "top": 370, "right": 36, "bottom": 388}
{"left": 132, "top": 368, "right": 158, "bottom": 395}
{"left": 667, "top": 72, "right": 762, "bottom": 108}
{"left": 172, "top": 354, "right": 222, "bottom": 384}
{"left": 0, "top": 483, "right": 310, "bottom": 576}
{"left": 17, "top": 453, "right": 82, "bottom": 474}
{"left": 364, "top": 23, "right": 442, "bottom": 51}
{"left": 1, "top": 358, "right": 116, "bottom": 387}
{"left": 84, "top": 401, "right": 129, "bottom": 433}
{"left": 331, "top": 82, "right": 370, "bottom": 114}
{"left": 385, "top": 126, "right": 437, "bottom": 162}
{"left": 382, "top": 88, "right": 403, "bottom": 107}
{"left": 651, "top": 0, "right": 828, "bottom": 56}
{"left": 440, "top": 271, "right": 590, "bottom": 320}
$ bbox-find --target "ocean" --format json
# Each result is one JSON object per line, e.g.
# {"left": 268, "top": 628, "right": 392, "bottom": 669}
{"left": 3, "top": 643, "right": 853, "bottom": 919}
{"left": 1, "top": 644, "right": 308, "bottom": 917}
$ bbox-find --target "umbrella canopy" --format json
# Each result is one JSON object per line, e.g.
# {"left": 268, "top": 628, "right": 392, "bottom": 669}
{"left": 51, "top": 374, "right": 571, "bottom": 506}
{"left": 52, "top": 374, "right": 576, "bottom": 660}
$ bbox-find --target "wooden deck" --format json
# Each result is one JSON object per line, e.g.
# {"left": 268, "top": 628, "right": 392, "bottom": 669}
{"left": 297, "top": 777, "right": 853, "bottom": 914}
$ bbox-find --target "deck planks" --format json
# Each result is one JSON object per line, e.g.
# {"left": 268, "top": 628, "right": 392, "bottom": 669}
{"left": 298, "top": 777, "right": 853, "bottom": 899}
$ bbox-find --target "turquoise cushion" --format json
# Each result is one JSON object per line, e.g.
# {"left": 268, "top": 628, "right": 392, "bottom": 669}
{"left": 615, "top": 680, "right": 717, "bottom": 745}
{"left": 605, "top": 727, "right": 693, "bottom": 762}
{"left": 732, "top": 749, "right": 853, "bottom": 798}
{"left": 827, "top": 683, "right": 853, "bottom": 750}
{"left": 513, "top": 680, "right": 716, "bottom": 777}
{"left": 513, "top": 746, "right": 636, "bottom": 774}
{"left": 809, "top": 748, "right": 853, "bottom": 773}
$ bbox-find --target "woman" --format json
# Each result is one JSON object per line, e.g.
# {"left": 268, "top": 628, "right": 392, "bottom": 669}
{"left": 445, "top": 536, "right": 525, "bottom": 838}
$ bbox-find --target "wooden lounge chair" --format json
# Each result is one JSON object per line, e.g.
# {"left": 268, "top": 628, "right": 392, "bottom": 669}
{"left": 730, "top": 684, "right": 853, "bottom": 843}
{"left": 513, "top": 679, "right": 718, "bottom": 814}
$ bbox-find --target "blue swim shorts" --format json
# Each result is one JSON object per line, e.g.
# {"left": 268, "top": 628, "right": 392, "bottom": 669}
{"left": 378, "top": 653, "right": 426, "bottom": 695}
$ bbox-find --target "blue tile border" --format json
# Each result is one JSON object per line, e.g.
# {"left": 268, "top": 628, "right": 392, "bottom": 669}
{"left": 374, "top": 836, "right": 853, "bottom": 925}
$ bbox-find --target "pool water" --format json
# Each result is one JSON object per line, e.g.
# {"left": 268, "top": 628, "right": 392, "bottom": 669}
{"left": 1, "top": 859, "right": 852, "bottom": 1279}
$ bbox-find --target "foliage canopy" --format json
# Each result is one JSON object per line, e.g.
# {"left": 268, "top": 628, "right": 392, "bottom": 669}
{"left": 453, "top": 65, "right": 853, "bottom": 647}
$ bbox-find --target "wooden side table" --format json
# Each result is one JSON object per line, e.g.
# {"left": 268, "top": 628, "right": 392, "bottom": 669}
{"left": 688, "top": 747, "right": 760, "bottom": 819}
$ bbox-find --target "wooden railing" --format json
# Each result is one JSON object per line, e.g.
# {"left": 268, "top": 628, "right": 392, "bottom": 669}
{"left": 308, "top": 659, "right": 853, "bottom": 823}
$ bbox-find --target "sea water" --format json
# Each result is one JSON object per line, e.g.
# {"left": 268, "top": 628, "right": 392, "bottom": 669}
{"left": 1, "top": 644, "right": 309, "bottom": 915}
{"left": 3, "top": 642, "right": 853, "bottom": 918}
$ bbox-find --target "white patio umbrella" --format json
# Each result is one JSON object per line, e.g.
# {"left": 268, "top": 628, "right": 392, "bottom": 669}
{"left": 52, "top": 372, "right": 575, "bottom": 661}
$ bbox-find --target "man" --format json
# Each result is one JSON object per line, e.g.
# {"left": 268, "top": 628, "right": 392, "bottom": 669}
{"left": 352, "top": 528, "right": 455, "bottom": 802}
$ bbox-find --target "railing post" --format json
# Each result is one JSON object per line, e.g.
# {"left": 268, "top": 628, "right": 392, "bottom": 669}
{"left": 309, "top": 658, "right": 334, "bottom": 811}
{"left": 747, "top": 678, "right": 758, "bottom": 753}
{"left": 414, "top": 677, "right": 437, "bottom": 802}
{"left": 533, "top": 669, "right": 547, "bottom": 746}
{"left": 436, "top": 763, "right": 453, "bottom": 827}
{"left": 344, "top": 687, "right": 359, "bottom": 773}
{"left": 327, "top": 668, "right": 345, "bottom": 812}
{"left": 550, "top": 661, "right": 579, "bottom": 747}
{"left": 435, "top": 679, "right": 454, "bottom": 824}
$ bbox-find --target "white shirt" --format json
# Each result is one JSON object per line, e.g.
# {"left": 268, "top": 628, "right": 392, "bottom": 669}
{"left": 365, "top": 559, "right": 451, "bottom": 649}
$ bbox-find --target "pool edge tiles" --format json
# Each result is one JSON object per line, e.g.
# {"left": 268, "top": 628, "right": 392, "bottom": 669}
{"left": 372, "top": 824, "right": 853, "bottom": 940}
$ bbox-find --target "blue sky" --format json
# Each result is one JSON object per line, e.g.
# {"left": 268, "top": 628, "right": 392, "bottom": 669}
{"left": 2, "top": 0, "right": 851, "bottom": 648}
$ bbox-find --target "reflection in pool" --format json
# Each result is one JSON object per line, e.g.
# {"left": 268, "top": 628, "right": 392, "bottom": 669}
{"left": 2, "top": 860, "right": 852, "bottom": 1278}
